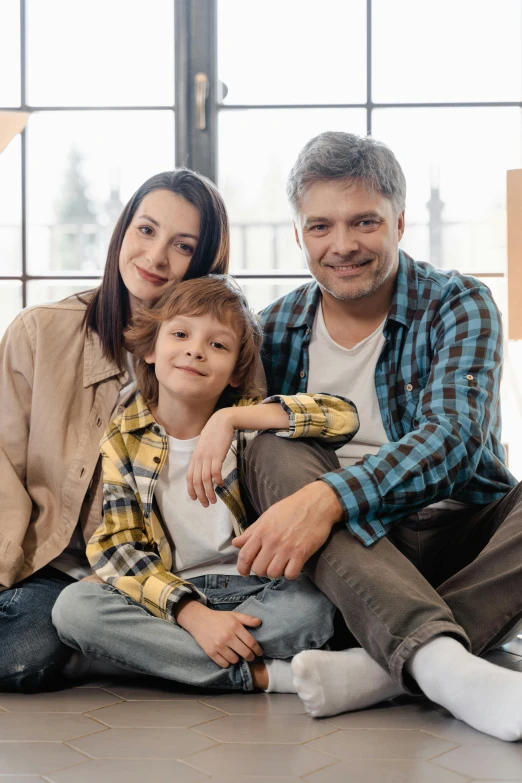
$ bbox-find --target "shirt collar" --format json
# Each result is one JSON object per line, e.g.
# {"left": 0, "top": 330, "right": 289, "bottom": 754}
{"left": 285, "top": 281, "right": 322, "bottom": 330}
{"left": 386, "top": 250, "right": 419, "bottom": 329}
{"left": 119, "top": 391, "right": 158, "bottom": 434}
{"left": 83, "top": 328, "right": 123, "bottom": 388}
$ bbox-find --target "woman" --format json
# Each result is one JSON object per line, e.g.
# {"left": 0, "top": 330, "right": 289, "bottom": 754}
{"left": 0, "top": 169, "right": 229, "bottom": 692}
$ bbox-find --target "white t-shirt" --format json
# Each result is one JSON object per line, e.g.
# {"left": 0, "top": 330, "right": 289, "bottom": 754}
{"left": 307, "top": 303, "right": 389, "bottom": 468}
{"left": 154, "top": 434, "right": 239, "bottom": 580}
{"left": 307, "top": 303, "right": 464, "bottom": 513}
{"left": 50, "top": 351, "right": 137, "bottom": 580}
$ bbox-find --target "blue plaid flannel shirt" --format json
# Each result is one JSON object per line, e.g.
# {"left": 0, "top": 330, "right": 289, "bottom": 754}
{"left": 259, "top": 250, "right": 517, "bottom": 546}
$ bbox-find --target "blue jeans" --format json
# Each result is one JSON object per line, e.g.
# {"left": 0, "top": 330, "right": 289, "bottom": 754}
{"left": 52, "top": 573, "right": 335, "bottom": 691}
{"left": 0, "top": 566, "right": 75, "bottom": 692}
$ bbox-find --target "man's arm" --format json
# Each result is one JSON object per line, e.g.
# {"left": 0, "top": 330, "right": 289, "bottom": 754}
{"left": 234, "top": 283, "right": 505, "bottom": 577}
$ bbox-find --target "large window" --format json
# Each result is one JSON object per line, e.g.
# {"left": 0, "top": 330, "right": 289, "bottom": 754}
{"left": 1, "top": 0, "right": 521, "bottom": 329}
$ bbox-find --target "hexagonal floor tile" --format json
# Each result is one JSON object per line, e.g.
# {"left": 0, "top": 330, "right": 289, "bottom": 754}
{"left": 45, "top": 758, "right": 207, "bottom": 783}
{"left": 201, "top": 693, "right": 305, "bottom": 715}
{"left": 0, "top": 712, "right": 106, "bottom": 741}
{"left": 421, "top": 712, "right": 510, "bottom": 747}
{"left": 205, "top": 777, "right": 302, "bottom": 783}
{"left": 322, "top": 702, "right": 438, "bottom": 731}
{"left": 0, "top": 777, "right": 45, "bottom": 783}
{"left": 304, "top": 758, "right": 471, "bottom": 783}
{"left": 68, "top": 726, "right": 217, "bottom": 759}
{"left": 181, "top": 743, "right": 337, "bottom": 777}
{"left": 433, "top": 744, "right": 522, "bottom": 779}
{"left": 103, "top": 682, "right": 204, "bottom": 701}
{"left": 86, "top": 699, "right": 224, "bottom": 727}
{"left": 0, "top": 741, "right": 86, "bottom": 775}
{"left": 194, "top": 714, "right": 336, "bottom": 744}
{"left": 0, "top": 687, "right": 122, "bottom": 713}
{"left": 307, "top": 728, "right": 457, "bottom": 760}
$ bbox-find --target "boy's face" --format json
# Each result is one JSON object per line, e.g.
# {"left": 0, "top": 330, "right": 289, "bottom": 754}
{"left": 145, "top": 311, "right": 241, "bottom": 406}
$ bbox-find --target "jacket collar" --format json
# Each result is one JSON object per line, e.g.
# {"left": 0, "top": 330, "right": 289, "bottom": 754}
{"left": 287, "top": 250, "right": 418, "bottom": 333}
{"left": 83, "top": 328, "right": 125, "bottom": 388}
{"left": 119, "top": 391, "right": 158, "bottom": 434}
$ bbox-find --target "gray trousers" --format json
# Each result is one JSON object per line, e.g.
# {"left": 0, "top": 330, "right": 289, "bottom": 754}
{"left": 242, "top": 434, "right": 522, "bottom": 691}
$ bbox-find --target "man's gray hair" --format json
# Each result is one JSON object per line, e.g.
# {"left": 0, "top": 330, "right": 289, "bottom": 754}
{"left": 287, "top": 131, "right": 406, "bottom": 215}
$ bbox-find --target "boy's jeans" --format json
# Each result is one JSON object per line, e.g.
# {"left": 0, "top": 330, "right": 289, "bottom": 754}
{"left": 52, "top": 573, "right": 335, "bottom": 691}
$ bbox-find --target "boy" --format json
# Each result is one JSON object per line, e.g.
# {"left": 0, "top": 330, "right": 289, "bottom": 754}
{"left": 52, "top": 275, "right": 358, "bottom": 693}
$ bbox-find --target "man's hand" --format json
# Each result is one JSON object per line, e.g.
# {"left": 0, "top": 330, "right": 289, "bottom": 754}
{"left": 232, "top": 481, "right": 343, "bottom": 580}
{"left": 175, "top": 599, "right": 263, "bottom": 668}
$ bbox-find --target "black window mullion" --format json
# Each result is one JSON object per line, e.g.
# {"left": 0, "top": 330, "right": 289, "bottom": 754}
{"left": 175, "top": 0, "right": 217, "bottom": 182}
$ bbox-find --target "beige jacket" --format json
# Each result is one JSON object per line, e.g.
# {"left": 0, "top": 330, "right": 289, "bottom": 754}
{"left": 0, "top": 298, "right": 128, "bottom": 588}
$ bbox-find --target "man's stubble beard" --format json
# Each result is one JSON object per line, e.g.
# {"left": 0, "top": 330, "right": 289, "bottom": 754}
{"left": 316, "top": 253, "right": 397, "bottom": 303}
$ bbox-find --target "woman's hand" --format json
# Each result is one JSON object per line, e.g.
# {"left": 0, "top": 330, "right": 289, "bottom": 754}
{"left": 176, "top": 599, "right": 263, "bottom": 668}
{"left": 186, "top": 408, "right": 236, "bottom": 506}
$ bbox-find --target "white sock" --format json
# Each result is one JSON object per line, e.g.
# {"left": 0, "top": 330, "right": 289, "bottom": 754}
{"left": 264, "top": 658, "right": 297, "bottom": 693}
{"left": 291, "top": 648, "right": 404, "bottom": 718}
{"left": 407, "top": 635, "right": 522, "bottom": 742}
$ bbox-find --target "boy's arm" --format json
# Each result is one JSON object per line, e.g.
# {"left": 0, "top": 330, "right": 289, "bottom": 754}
{"left": 187, "top": 393, "right": 359, "bottom": 506}
{"left": 87, "top": 432, "right": 206, "bottom": 624}
{"left": 246, "top": 392, "right": 359, "bottom": 443}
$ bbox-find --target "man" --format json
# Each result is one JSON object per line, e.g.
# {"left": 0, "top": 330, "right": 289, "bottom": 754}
{"left": 233, "top": 131, "right": 522, "bottom": 741}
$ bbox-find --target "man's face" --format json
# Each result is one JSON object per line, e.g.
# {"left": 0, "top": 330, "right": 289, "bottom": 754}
{"left": 294, "top": 179, "right": 405, "bottom": 303}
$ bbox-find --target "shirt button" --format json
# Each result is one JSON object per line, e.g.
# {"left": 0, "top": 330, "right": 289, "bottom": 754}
{"left": 96, "top": 416, "right": 102, "bottom": 427}
{"left": 406, "top": 383, "right": 413, "bottom": 392}
{"left": 466, "top": 374, "right": 474, "bottom": 381}
{"left": 305, "top": 327, "right": 310, "bottom": 336}
{"left": 79, "top": 466, "right": 86, "bottom": 478}
{"left": 153, "top": 456, "right": 161, "bottom": 464}
{"left": 300, "top": 370, "right": 306, "bottom": 378}
{"left": 153, "top": 425, "right": 161, "bottom": 434}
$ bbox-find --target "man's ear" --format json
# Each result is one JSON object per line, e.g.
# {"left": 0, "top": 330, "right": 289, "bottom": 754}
{"left": 293, "top": 222, "right": 302, "bottom": 250}
{"left": 397, "top": 211, "right": 405, "bottom": 243}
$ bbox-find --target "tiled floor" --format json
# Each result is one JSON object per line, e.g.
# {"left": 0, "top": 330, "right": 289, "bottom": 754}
{"left": 1, "top": 646, "right": 522, "bottom": 782}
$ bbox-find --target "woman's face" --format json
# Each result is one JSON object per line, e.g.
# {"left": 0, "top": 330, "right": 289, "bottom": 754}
{"left": 119, "top": 189, "right": 201, "bottom": 314}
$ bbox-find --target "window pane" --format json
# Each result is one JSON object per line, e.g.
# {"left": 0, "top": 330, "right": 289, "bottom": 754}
{"left": 0, "top": 0, "right": 20, "bottom": 107}
{"left": 219, "top": 109, "right": 367, "bottom": 272}
{"left": 0, "top": 135, "right": 22, "bottom": 274}
{"left": 238, "top": 277, "right": 311, "bottom": 314}
{"left": 27, "top": 279, "right": 98, "bottom": 307}
{"left": 373, "top": 0, "right": 522, "bottom": 103}
{"left": 0, "top": 282, "right": 23, "bottom": 339}
{"left": 372, "top": 108, "right": 522, "bottom": 274}
{"left": 218, "top": 0, "right": 366, "bottom": 105}
{"left": 27, "top": 0, "right": 174, "bottom": 106}
{"left": 26, "top": 111, "right": 174, "bottom": 274}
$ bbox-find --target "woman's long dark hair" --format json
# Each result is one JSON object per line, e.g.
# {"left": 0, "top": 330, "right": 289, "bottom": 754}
{"left": 83, "top": 169, "right": 229, "bottom": 368}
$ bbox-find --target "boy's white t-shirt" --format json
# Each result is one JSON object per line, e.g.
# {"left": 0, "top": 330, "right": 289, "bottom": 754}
{"left": 307, "top": 303, "right": 464, "bottom": 512}
{"left": 154, "top": 434, "right": 240, "bottom": 580}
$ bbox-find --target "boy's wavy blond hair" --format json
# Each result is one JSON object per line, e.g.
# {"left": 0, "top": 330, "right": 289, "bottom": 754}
{"left": 125, "top": 275, "right": 263, "bottom": 408}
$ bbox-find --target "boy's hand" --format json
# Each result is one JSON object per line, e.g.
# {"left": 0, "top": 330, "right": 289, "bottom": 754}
{"left": 186, "top": 409, "right": 236, "bottom": 507}
{"left": 176, "top": 599, "right": 263, "bottom": 668}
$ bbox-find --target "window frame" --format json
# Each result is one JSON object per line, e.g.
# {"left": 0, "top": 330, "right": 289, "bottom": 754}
{"left": 1, "top": 0, "right": 520, "bottom": 307}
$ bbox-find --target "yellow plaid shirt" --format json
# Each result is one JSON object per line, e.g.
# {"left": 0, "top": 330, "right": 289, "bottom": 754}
{"left": 86, "top": 391, "right": 359, "bottom": 622}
